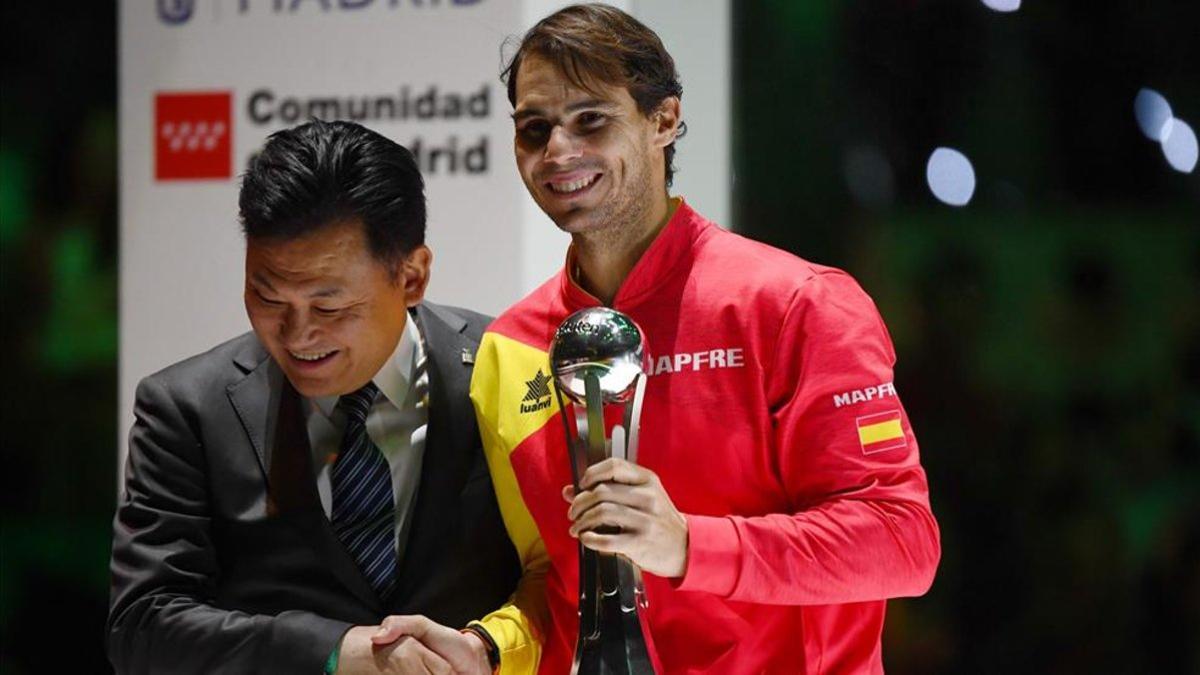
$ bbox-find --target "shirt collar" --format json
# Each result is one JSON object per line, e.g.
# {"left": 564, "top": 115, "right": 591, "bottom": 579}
{"left": 560, "top": 196, "right": 710, "bottom": 311}
{"left": 311, "top": 312, "right": 424, "bottom": 418}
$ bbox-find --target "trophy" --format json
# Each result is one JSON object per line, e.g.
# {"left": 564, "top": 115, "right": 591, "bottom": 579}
{"left": 550, "top": 307, "right": 657, "bottom": 675}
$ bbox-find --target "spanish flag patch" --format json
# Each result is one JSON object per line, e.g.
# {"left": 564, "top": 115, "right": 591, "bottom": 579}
{"left": 856, "top": 410, "right": 907, "bottom": 455}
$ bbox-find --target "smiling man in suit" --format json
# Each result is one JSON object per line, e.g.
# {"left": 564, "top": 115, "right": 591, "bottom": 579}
{"left": 107, "top": 119, "right": 517, "bottom": 674}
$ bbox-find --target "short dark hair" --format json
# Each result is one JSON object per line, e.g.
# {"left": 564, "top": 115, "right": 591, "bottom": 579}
{"left": 501, "top": 3, "right": 687, "bottom": 186}
{"left": 238, "top": 119, "right": 425, "bottom": 271}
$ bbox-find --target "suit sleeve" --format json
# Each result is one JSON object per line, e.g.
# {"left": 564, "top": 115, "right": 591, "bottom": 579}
{"left": 467, "top": 333, "right": 549, "bottom": 674}
{"left": 106, "top": 374, "right": 351, "bottom": 675}
{"left": 674, "top": 271, "right": 941, "bottom": 604}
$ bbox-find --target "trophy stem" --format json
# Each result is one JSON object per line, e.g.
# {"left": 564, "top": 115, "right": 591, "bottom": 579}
{"left": 553, "top": 385, "right": 584, "bottom": 491}
{"left": 623, "top": 375, "right": 647, "bottom": 464}
{"left": 584, "top": 374, "right": 607, "bottom": 465}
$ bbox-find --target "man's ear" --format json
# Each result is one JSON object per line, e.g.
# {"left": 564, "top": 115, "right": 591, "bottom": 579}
{"left": 399, "top": 245, "right": 432, "bottom": 308}
{"left": 650, "top": 97, "right": 682, "bottom": 149}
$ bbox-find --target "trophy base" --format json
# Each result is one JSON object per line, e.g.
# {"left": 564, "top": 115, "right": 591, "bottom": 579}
{"left": 571, "top": 552, "right": 656, "bottom": 675}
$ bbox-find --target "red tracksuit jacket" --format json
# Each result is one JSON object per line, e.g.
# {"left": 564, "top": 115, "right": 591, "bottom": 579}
{"left": 469, "top": 200, "right": 940, "bottom": 674}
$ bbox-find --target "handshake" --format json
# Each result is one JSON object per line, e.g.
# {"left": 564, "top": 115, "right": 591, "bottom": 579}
{"left": 335, "top": 615, "right": 494, "bottom": 675}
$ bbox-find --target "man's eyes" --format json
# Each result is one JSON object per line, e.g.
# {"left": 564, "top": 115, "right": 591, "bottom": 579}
{"left": 577, "top": 111, "right": 606, "bottom": 127}
{"left": 253, "top": 290, "right": 343, "bottom": 316}
{"left": 517, "top": 120, "right": 552, "bottom": 142}
{"left": 516, "top": 113, "right": 607, "bottom": 142}
{"left": 254, "top": 289, "right": 284, "bottom": 306}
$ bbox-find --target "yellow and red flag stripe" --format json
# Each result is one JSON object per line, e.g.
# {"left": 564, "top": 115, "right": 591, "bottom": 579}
{"left": 856, "top": 410, "right": 907, "bottom": 455}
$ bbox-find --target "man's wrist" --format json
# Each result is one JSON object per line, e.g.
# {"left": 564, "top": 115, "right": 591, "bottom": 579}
{"left": 328, "top": 625, "right": 366, "bottom": 675}
{"left": 462, "top": 624, "right": 500, "bottom": 672}
{"left": 324, "top": 639, "right": 341, "bottom": 675}
{"left": 670, "top": 511, "right": 691, "bottom": 578}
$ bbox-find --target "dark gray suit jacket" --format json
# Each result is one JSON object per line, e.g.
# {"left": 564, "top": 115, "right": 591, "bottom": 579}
{"left": 107, "top": 302, "right": 520, "bottom": 674}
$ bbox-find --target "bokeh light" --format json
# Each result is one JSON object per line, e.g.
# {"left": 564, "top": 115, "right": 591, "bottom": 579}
{"left": 981, "top": 0, "right": 1022, "bottom": 13}
{"left": 1134, "top": 88, "right": 1174, "bottom": 142}
{"left": 926, "top": 147, "right": 976, "bottom": 207}
{"left": 1160, "top": 118, "right": 1198, "bottom": 173}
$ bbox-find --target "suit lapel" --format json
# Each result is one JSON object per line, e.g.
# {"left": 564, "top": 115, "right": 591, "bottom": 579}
{"left": 391, "top": 303, "right": 478, "bottom": 607}
{"left": 227, "top": 343, "right": 278, "bottom": 482}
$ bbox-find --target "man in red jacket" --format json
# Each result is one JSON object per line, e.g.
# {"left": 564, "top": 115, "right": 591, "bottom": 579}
{"left": 462, "top": 5, "right": 941, "bottom": 673}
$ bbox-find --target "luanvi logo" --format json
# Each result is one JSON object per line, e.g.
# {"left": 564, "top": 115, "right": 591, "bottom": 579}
{"left": 520, "top": 370, "right": 552, "bottom": 414}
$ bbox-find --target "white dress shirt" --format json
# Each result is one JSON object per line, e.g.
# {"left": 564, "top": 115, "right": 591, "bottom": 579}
{"left": 305, "top": 315, "right": 429, "bottom": 564}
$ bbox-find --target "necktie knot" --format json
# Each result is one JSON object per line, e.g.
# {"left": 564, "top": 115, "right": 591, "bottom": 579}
{"left": 337, "top": 382, "right": 379, "bottom": 426}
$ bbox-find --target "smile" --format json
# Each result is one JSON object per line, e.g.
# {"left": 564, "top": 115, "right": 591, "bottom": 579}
{"left": 546, "top": 173, "right": 601, "bottom": 195}
{"left": 289, "top": 349, "right": 338, "bottom": 362}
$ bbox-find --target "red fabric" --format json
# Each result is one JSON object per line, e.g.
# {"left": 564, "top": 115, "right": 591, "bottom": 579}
{"left": 490, "top": 202, "right": 940, "bottom": 674}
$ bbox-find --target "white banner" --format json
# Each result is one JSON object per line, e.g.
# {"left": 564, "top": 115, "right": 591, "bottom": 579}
{"left": 118, "top": 0, "right": 729, "bottom": 473}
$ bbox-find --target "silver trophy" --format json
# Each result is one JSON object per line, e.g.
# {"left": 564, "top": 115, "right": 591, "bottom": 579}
{"left": 550, "top": 307, "right": 656, "bottom": 675}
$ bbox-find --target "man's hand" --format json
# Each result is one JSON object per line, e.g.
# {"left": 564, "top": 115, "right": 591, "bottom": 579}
{"left": 336, "top": 624, "right": 455, "bottom": 674}
{"left": 366, "top": 615, "right": 492, "bottom": 675}
{"left": 564, "top": 458, "right": 689, "bottom": 578}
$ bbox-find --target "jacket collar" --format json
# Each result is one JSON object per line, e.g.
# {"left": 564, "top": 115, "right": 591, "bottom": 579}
{"left": 560, "top": 197, "right": 710, "bottom": 311}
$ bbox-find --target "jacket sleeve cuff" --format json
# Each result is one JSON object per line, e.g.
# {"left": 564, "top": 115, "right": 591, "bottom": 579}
{"left": 671, "top": 514, "right": 742, "bottom": 596}
{"left": 267, "top": 611, "right": 353, "bottom": 675}
{"left": 475, "top": 616, "right": 539, "bottom": 674}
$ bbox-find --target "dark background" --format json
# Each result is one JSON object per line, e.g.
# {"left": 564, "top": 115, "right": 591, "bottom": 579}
{"left": 1, "top": 1, "right": 1197, "bottom": 672}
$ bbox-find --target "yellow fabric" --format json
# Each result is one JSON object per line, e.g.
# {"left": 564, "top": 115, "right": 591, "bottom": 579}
{"left": 469, "top": 331, "right": 559, "bottom": 674}
{"left": 858, "top": 419, "right": 903, "bottom": 445}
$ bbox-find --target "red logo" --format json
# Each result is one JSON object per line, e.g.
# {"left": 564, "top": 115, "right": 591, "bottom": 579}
{"left": 155, "top": 91, "right": 233, "bottom": 180}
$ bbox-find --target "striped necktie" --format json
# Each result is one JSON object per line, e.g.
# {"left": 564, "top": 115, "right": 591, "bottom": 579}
{"left": 331, "top": 382, "right": 397, "bottom": 600}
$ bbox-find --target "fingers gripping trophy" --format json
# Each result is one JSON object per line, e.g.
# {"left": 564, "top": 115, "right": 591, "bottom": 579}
{"left": 549, "top": 307, "right": 658, "bottom": 675}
